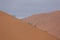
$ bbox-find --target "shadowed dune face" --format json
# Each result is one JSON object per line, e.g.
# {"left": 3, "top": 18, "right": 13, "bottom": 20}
{"left": 22, "top": 10, "right": 60, "bottom": 39}
{"left": 0, "top": 11, "right": 60, "bottom": 40}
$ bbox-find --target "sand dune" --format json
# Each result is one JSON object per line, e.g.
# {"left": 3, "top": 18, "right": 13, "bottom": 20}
{"left": 22, "top": 10, "right": 60, "bottom": 39}
{"left": 0, "top": 11, "right": 59, "bottom": 40}
{"left": 0, "top": 11, "right": 60, "bottom": 40}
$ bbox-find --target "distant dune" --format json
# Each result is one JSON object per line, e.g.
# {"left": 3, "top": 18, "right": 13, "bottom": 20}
{"left": 22, "top": 10, "right": 60, "bottom": 39}
{"left": 0, "top": 11, "right": 60, "bottom": 40}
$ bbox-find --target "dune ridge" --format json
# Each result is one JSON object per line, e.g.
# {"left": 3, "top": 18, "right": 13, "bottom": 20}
{"left": 22, "top": 10, "right": 60, "bottom": 39}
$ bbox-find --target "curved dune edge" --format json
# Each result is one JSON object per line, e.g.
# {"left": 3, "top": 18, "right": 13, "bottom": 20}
{"left": 22, "top": 10, "right": 60, "bottom": 39}
{"left": 0, "top": 11, "right": 60, "bottom": 40}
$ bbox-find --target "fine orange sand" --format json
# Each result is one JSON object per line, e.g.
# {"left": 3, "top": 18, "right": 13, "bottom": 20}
{"left": 0, "top": 11, "right": 60, "bottom": 40}
{"left": 22, "top": 10, "right": 60, "bottom": 39}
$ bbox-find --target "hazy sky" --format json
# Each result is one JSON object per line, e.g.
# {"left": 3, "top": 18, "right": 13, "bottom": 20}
{"left": 0, "top": 0, "right": 60, "bottom": 18}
